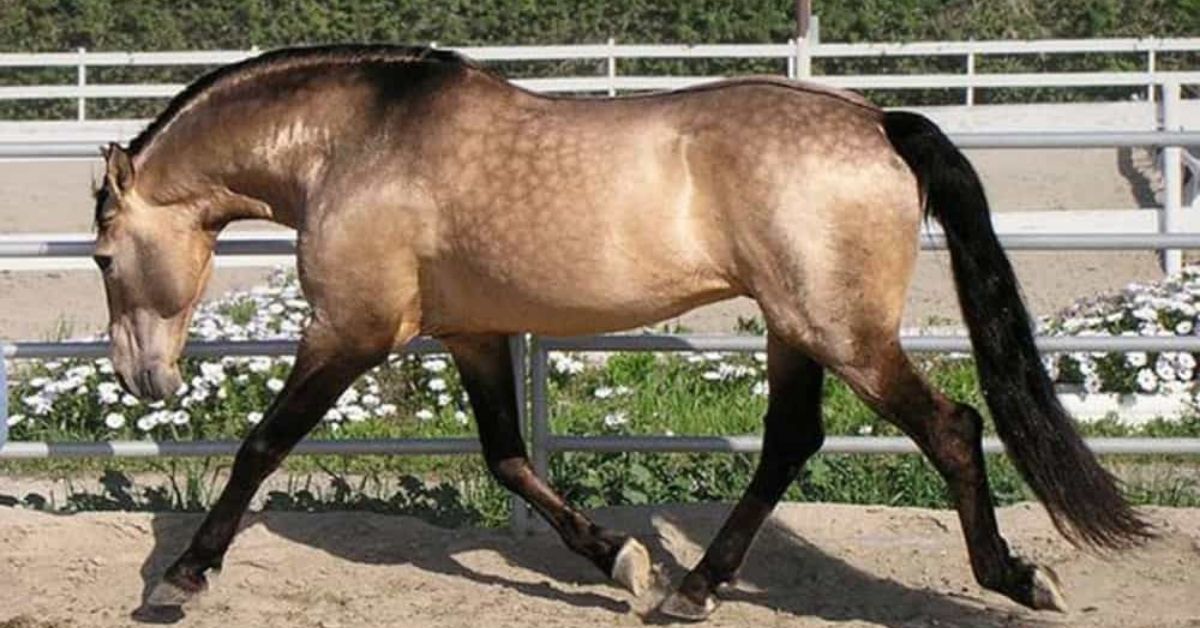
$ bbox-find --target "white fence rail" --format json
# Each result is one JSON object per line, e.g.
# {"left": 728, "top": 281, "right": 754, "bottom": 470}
{"left": 5, "top": 125, "right": 1200, "bottom": 272}
{"left": 2, "top": 28, "right": 1200, "bottom": 120}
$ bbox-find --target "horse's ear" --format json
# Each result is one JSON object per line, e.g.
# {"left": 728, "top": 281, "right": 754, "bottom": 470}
{"left": 103, "top": 143, "right": 134, "bottom": 193}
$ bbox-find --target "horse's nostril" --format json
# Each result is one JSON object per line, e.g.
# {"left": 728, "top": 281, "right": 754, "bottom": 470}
{"left": 138, "top": 368, "right": 155, "bottom": 399}
{"left": 113, "top": 368, "right": 140, "bottom": 398}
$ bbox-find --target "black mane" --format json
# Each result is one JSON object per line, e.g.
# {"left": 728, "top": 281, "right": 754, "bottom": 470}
{"left": 126, "top": 44, "right": 477, "bottom": 157}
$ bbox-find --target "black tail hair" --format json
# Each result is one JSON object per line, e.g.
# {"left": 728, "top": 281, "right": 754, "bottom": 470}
{"left": 882, "top": 110, "right": 1152, "bottom": 549}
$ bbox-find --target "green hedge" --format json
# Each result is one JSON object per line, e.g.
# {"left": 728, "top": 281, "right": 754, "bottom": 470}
{"left": 3, "top": 0, "right": 1197, "bottom": 52}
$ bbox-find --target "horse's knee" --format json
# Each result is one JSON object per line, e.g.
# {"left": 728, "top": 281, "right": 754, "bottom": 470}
{"left": 794, "top": 421, "right": 826, "bottom": 460}
{"left": 765, "top": 423, "right": 824, "bottom": 467}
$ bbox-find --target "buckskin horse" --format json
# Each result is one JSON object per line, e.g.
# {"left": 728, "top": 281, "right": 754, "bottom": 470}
{"left": 92, "top": 45, "right": 1149, "bottom": 620}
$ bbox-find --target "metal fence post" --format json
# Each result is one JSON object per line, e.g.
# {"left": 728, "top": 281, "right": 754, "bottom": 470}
{"left": 965, "top": 48, "right": 976, "bottom": 106}
{"left": 794, "top": 16, "right": 816, "bottom": 78}
{"left": 507, "top": 333, "right": 530, "bottom": 534}
{"left": 530, "top": 336, "right": 549, "bottom": 482}
{"left": 76, "top": 47, "right": 87, "bottom": 121}
{"left": 0, "top": 348, "right": 8, "bottom": 448}
{"left": 786, "top": 38, "right": 796, "bottom": 79}
{"left": 606, "top": 38, "right": 617, "bottom": 97}
{"left": 527, "top": 336, "right": 551, "bottom": 534}
{"left": 1162, "top": 80, "right": 1183, "bottom": 275}
{"left": 1147, "top": 49, "right": 1156, "bottom": 103}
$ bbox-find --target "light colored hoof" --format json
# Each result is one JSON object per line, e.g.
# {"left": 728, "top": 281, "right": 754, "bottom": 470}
{"left": 658, "top": 588, "right": 720, "bottom": 622}
{"left": 146, "top": 569, "right": 213, "bottom": 607}
{"left": 1030, "top": 566, "right": 1069, "bottom": 613}
{"left": 146, "top": 579, "right": 198, "bottom": 607}
{"left": 611, "top": 538, "right": 651, "bottom": 597}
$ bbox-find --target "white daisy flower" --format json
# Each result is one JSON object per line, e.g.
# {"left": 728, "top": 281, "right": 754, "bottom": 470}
{"left": 1155, "top": 356, "right": 1177, "bottom": 381}
{"left": 1136, "top": 369, "right": 1158, "bottom": 392}
{"left": 603, "top": 412, "right": 628, "bottom": 428}
{"left": 422, "top": 358, "right": 448, "bottom": 373}
{"left": 103, "top": 412, "right": 126, "bottom": 430}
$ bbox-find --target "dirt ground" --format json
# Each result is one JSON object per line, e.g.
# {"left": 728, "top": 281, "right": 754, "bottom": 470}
{"left": 0, "top": 502, "right": 1197, "bottom": 628}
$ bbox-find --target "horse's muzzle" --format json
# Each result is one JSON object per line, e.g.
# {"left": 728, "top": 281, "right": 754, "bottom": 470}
{"left": 118, "top": 362, "right": 182, "bottom": 401}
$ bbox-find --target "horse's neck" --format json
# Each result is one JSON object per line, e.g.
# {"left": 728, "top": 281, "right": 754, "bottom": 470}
{"left": 141, "top": 130, "right": 324, "bottom": 232}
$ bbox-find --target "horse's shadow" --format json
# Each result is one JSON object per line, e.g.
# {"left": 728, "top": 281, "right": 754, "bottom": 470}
{"left": 130, "top": 502, "right": 1040, "bottom": 627}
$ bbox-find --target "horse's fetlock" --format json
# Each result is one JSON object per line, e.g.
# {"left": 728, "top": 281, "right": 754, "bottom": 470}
{"left": 974, "top": 568, "right": 1008, "bottom": 593}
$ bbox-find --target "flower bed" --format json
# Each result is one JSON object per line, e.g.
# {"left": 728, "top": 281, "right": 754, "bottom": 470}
{"left": 1039, "top": 265, "right": 1200, "bottom": 421}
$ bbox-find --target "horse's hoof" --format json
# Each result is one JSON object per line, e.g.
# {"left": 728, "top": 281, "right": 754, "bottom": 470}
{"left": 146, "top": 569, "right": 212, "bottom": 607}
{"left": 658, "top": 588, "right": 720, "bottom": 622}
{"left": 146, "top": 579, "right": 197, "bottom": 607}
{"left": 1029, "top": 565, "right": 1069, "bottom": 613}
{"left": 611, "top": 537, "right": 651, "bottom": 597}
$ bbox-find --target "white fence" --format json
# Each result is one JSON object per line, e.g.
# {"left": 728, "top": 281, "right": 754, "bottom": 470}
{"left": 2, "top": 27, "right": 1200, "bottom": 118}
{"left": 3, "top": 35, "right": 1200, "bottom": 530}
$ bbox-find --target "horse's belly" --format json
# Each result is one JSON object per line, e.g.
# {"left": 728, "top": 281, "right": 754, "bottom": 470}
{"left": 421, "top": 261, "right": 739, "bottom": 336}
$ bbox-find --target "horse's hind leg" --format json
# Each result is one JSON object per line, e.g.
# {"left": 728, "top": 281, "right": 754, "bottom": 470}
{"left": 660, "top": 334, "right": 825, "bottom": 620}
{"left": 148, "top": 325, "right": 385, "bottom": 606}
{"left": 443, "top": 333, "right": 651, "bottom": 595}
{"left": 833, "top": 343, "right": 1068, "bottom": 611}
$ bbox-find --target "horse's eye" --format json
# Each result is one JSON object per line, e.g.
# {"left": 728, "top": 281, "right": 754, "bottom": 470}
{"left": 93, "top": 254, "right": 113, "bottom": 273}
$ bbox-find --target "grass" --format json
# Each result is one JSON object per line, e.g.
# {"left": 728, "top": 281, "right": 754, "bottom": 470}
{"left": 4, "top": 351, "right": 1199, "bottom": 527}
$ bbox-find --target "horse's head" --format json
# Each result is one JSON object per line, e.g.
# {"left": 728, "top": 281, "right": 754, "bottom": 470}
{"left": 93, "top": 143, "right": 216, "bottom": 400}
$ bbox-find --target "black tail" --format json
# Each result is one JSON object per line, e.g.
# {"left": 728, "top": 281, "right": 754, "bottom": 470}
{"left": 882, "top": 110, "right": 1152, "bottom": 550}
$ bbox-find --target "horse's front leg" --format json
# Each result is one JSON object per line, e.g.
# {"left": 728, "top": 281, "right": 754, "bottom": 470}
{"left": 147, "top": 323, "right": 386, "bottom": 606}
{"left": 444, "top": 333, "right": 652, "bottom": 596}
